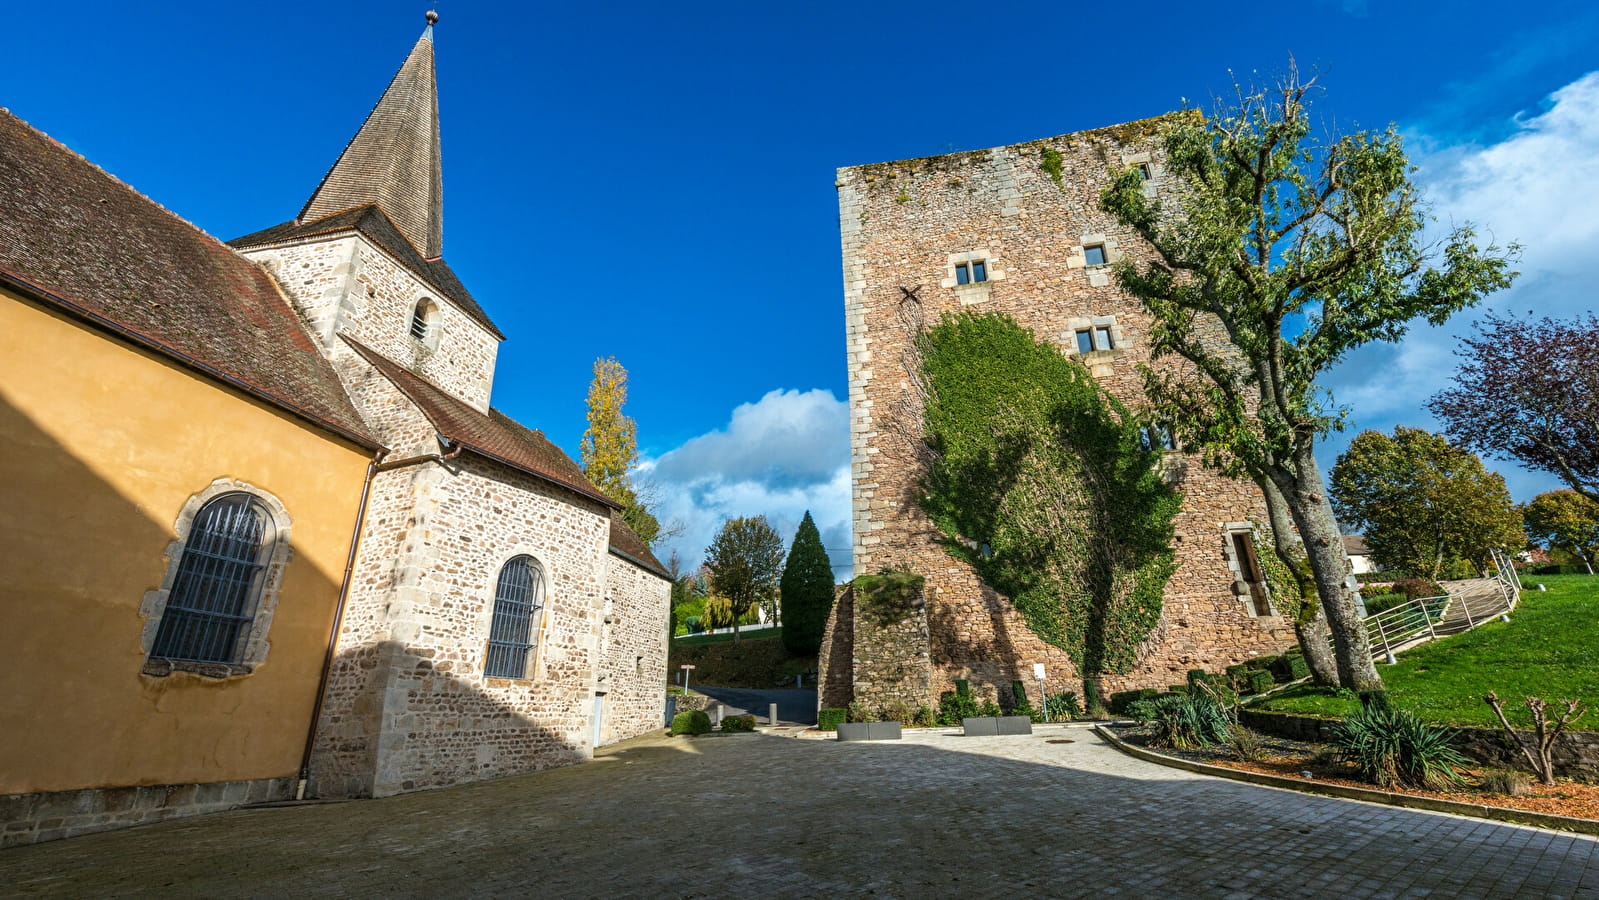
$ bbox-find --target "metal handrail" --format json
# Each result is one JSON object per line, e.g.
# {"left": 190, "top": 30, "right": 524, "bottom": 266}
{"left": 1333, "top": 562, "right": 1521, "bottom": 663}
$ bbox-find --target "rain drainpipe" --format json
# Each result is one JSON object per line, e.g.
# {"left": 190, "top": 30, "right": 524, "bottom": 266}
{"left": 296, "top": 436, "right": 466, "bottom": 798}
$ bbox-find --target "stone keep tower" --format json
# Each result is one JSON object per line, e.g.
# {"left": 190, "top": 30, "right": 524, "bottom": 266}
{"left": 825, "top": 117, "right": 1297, "bottom": 710}
{"left": 230, "top": 17, "right": 662, "bottom": 799}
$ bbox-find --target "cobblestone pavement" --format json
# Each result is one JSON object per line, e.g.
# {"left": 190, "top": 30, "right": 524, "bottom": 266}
{"left": 5, "top": 726, "right": 1598, "bottom": 899}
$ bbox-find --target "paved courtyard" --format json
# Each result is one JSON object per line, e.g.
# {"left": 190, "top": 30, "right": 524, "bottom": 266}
{"left": 4, "top": 726, "right": 1597, "bottom": 898}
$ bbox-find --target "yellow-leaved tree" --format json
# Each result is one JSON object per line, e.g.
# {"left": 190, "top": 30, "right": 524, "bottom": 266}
{"left": 580, "top": 357, "right": 662, "bottom": 544}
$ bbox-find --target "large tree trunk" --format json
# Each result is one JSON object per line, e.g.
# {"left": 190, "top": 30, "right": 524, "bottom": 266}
{"left": 1276, "top": 445, "right": 1384, "bottom": 692}
{"left": 1258, "top": 478, "right": 1339, "bottom": 686}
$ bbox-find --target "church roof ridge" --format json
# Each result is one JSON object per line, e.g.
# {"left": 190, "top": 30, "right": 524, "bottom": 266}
{"left": 298, "top": 18, "right": 443, "bottom": 259}
{"left": 341, "top": 335, "right": 622, "bottom": 510}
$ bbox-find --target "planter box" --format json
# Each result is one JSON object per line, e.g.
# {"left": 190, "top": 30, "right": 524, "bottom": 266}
{"left": 837, "top": 722, "right": 902, "bottom": 742}
{"left": 963, "top": 716, "right": 1034, "bottom": 736}
{"left": 997, "top": 715, "right": 1033, "bottom": 735}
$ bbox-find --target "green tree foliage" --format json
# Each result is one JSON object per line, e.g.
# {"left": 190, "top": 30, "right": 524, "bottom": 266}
{"left": 670, "top": 564, "right": 708, "bottom": 636}
{"left": 780, "top": 511, "right": 834, "bottom": 654}
{"left": 703, "top": 516, "right": 786, "bottom": 642}
{"left": 580, "top": 357, "right": 661, "bottom": 544}
{"left": 1100, "top": 70, "right": 1517, "bottom": 690}
{"left": 1524, "top": 490, "right": 1599, "bottom": 575}
{"left": 1331, "top": 427, "right": 1523, "bottom": 579}
{"left": 917, "top": 312, "right": 1180, "bottom": 696}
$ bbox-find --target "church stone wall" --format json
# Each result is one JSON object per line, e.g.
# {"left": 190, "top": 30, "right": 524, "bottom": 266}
{"left": 598, "top": 555, "right": 670, "bottom": 745}
{"left": 835, "top": 118, "right": 1295, "bottom": 709}
{"left": 245, "top": 235, "right": 499, "bottom": 412}
{"left": 309, "top": 454, "right": 615, "bottom": 798}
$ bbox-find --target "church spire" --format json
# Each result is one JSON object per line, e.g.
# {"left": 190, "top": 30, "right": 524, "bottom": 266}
{"left": 299, "top": 13, "right": 444, "bottom": 259}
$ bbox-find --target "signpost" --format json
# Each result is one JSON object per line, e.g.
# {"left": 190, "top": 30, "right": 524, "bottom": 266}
{"left": 679, "top": 664, "right": 696, "bottom": 698}
{"left": 1033, "top": 663, "right": 1048, "bottom": 723}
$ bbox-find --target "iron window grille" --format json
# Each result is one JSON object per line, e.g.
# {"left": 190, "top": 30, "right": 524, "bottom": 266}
{"left": 485, "top": 555, "right": 546, "bottom": 679}
{"left": 955, "top": 260, "right": 988, "bottom": 285}
{"left": 149, "top": 493, "right": 272, "bottom": 665}
{"left": 409, "top": 301, "right": 431, "bottom": 341}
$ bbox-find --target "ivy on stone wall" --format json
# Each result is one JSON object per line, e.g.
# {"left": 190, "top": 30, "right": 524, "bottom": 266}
{"left": 1040, "top": 147, "right": 1065, "bottom": 187}
{"left": 854, "top": 570, "right": 925, "bottom": 625}
{"left": 916, "top": 312, "right": 1181, "bottom": 681}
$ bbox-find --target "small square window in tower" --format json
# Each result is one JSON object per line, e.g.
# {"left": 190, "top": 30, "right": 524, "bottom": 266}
{"left": 955, "top": 260, "right": 987, "bottom": 285}
{"left": 1083, "top": 244, "right": 1108, "bottom": 266}
{"left": 1137, "top": 163, "right": 1152, "bottom": 181}
{"left": 1075, "top": 327, "right": 1115, "bottom": 354}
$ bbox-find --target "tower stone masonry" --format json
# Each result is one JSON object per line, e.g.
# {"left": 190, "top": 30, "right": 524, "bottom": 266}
{"left": 826, "top": 116, "right": 1296, "bottom": 710}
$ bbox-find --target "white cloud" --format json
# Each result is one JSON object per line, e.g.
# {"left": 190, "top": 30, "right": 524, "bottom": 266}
{"left": 1318, "top": 71, "right": 1599, "bottom": 500}
{"left": 643, "top": 388, "right": 853, "bottom": 579}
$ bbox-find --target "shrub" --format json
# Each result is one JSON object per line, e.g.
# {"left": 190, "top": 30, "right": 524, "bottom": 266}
{"left": 1362, "top": 592, "right": 1407, "bottom": 615}
{"left": 879, "top": 699, "right": 915, "bottom": 724}
{"left": 1186, "top": 669, "right": 1208, "bottom": 687}
{"left": 977, "top": 699, "right": 1003, "bottom": 718}
{"left": 1046, "top": 691, "right": 1082, "bottom": 720}
{"left": 1224, "top": 664, "right": 1251, "bottom": 689}
{"left": 1109, "top": 688, "right": 1158, "bottom": 715}
{"left": 1125, "top": 698, "right": 1163, "bottom": 723}
{"left": 684, "top": 616, "right": 703, "bottom": 634}
{"left": 1329, "top": 706, "right": 1468, "bottom": 789}
{"left": 721, "top": 714, "right": 757, "bottom": 732}
{"left": 1226, "top": 726, "right": 1266, "bottom": 761}
{"left": 670, "top": 710, "right": 712, "bottom": 735}
{"left": 1008, "top": 680, "right": 1032, "bottom": 713}
{"left": 818, "top": 708, "right": 847, "bottom": 731}
{"left": 910, "top": 705, "right": 938, "bottom": 728}
{"left": 1011, "top": 700, "right": 1045, "bottom": 723}
{"left": 1392, "top": 578, "right": 1446, "bottom": 603}
{"left": 936, "top": 691, "right": 980, "bottom": 726}
{"left": 1146, "top": 693, "right": 1230, "bottom": 749}
{"left": 1480, "top": 768, "right": 1533, "bottom": 797}
{"left": 1083, "top": 677, "right": 1105, "bottom": 716}
{"left": 1245, "top": 670, "right": 1275, "bottom": 695}
{"left": 954, "top": 678, "right": 971, "bottom": 697}
{"left": 1166, "top": 684, "right": 1190, "bottom": 695}
{"left": 846, "top": 700, "right": 879, "bottom": 723}
{"left": 1268, "top": 653, "right": 1310, "bottom": 683}
{"left": 1248, "top": 655, "right": 1279, "bottom": 674}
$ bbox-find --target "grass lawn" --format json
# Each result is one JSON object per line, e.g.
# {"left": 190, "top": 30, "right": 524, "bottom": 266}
{"left": 1250, "top": 574, "right": 1599, "bottom": 731}
{"left": 671, "top": 625, "right": 782, "bottom": 647}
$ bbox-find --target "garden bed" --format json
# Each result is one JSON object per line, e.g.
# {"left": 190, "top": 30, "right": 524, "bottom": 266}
{"left": 1106, "top": 723, "right": 1599, "bottom": 822}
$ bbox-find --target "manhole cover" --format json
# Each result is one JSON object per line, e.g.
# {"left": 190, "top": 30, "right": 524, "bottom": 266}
{"left": 1046, "top": 739, "right": 1075, "bottom": 744}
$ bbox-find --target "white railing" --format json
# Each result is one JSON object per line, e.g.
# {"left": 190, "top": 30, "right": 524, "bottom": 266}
{"left": 1336, "top": 550, "right": 1521, "bottom": 662}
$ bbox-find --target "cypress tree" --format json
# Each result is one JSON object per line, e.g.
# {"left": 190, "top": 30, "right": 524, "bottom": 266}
{"left": 780, "top": 511, "right": 834, "bottom": 654}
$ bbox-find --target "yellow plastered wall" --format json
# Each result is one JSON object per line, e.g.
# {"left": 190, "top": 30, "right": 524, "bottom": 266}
{"left": 0, "top": 290, "right": 373, "bottom": 794}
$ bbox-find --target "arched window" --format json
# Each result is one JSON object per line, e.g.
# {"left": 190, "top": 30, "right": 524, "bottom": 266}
{"left": 409, "top": 298, "right": 439, "bottom": 345}
{"left": 484, "top": 555, "right": 546, "bottom": 679}
{"left": 149, "top": 493, "right": 274, "bottom": 664}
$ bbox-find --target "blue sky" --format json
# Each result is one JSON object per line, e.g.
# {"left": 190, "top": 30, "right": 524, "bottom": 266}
{"left": 8, "top": 1, "right": 1598, "bottom": 576}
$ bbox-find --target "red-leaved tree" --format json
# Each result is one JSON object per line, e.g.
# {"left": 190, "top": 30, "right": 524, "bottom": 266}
{"left": 1429, "top": 313, "right": 1599, "bottom": 502}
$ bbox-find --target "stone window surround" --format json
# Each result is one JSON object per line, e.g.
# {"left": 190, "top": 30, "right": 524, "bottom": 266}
{"left": 478, "top": 548, "right": 553, "bottom": 685}
{"left": 1121, "top": 150, "right": 1163, "bottom": 198}
{"left": 409, "top": 296, "right": 442, "bottom": 351}
{"left": 1219, "top": 521, "right": 1279, "bottom": 620}
{"left": 1067, "top": 234, "right": 1122, "bottom": 287}
{"left": 1062, "top": 315, "right": 1129, "bottom": 357}
{"left": 140, "top": 479, "right": 294, "bottom": 679}
{"left": 941, "top": 249, "right": 1005, "bottom": 305}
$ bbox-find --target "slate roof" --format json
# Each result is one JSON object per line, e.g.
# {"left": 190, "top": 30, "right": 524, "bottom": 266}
{"left": 343, "top": 337, "right": 619, "bottom": 509}
{"left": 0, "top": 107, "right": 379, "bottom": 449}
{"left": 300, "top": 22, "right": 443, "bottom": 259}
{"left": 608, "top": 513, "right": 669, "bottom": 580}
{"left": 229, "top": 204, "right": 504, "bottom": 340}
{"left": 1342, "top": 535, "right": 1371, "bottom": 556}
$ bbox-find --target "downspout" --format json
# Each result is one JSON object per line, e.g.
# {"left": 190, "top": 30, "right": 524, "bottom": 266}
{"left": 297, "top": 447, "right": 387, "bottom": 799}
{"left": 296, "top": 436, "right": 462, "bottom": 797}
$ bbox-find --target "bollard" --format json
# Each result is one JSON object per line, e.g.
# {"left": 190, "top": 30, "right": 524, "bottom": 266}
{"left": 770, "top": 702, "right": 779, "bottom": 726}
{"left": 711, "top": 703, "right": 723, "bottom": 727}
